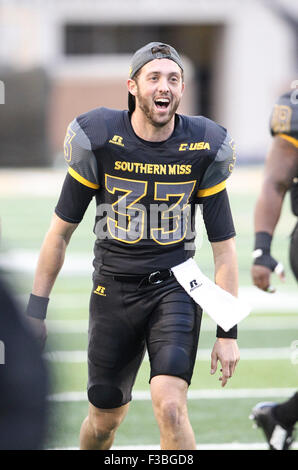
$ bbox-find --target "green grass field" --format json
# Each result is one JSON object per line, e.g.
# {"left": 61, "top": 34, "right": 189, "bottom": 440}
{"left": 0, "top": 166, "right": 297, "bottom": 450}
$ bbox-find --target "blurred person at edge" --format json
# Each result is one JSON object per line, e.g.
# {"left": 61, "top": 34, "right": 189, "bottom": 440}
{"left": 0, "top": 276, "right": 48, "bottom": 450}
{"left": 250, "top": 90, "right": 298, "bottom": 450}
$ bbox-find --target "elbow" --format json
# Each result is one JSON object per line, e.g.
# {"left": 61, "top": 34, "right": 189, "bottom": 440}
{"left": 274, "top": 181, "right": 291, "bottom": 196}
{"left": 263, "top": 177, "right": 289, "bottom": 197}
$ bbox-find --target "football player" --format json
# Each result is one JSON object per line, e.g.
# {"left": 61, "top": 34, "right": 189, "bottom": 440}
{"left": 251, "top": 90, "right": 298, "bottom": 450}
{"left": 26, "top": 42, "right": 240, "bottom": 450}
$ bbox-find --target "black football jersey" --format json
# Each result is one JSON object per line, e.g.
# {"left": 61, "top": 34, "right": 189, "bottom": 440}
{"left": 270, "top": 91, "right": 298, "bottom": 144}
{"left": 56, "top": 108, "right": 236, "bottom": 275}
{"left": 270, "top": 91, "right": 298, "bottom": 216}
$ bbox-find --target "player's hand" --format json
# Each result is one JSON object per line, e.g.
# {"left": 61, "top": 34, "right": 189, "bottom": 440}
{"left": 210, "top": 338, "right": 240, "bottom": 387}
{"left": 26, "top": 317, "right": 47, "bottom": 351}
{"left": 251, "top": 254, "right": 285, "bottom": 293}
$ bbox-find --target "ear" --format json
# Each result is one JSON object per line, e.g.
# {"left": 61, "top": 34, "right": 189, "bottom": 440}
{"left": 181, "top": 81, "right": 185, "bottom": 95}
{"left": 127, "top": 78, "right": 137, "bottom": 97}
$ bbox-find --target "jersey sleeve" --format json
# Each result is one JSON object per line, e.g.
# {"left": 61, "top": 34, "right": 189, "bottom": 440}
{"left": 55, "top": 172, "right": 96, "bottom": 223}
{"left": 198, "top": 188, "right": 236, "bottom": 242}
{"left": 270, "top": 91, "right": 298, "bottom": 147}
{"left": 197, "top": 132, "right": 236, "bottom": 198}
{"left": 63, "top": 117, "right": 100, "bottom": 189}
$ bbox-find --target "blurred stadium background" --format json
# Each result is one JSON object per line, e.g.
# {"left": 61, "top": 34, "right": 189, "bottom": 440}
{"left": 0, "top": 0, "right": 297, "bottom": 450}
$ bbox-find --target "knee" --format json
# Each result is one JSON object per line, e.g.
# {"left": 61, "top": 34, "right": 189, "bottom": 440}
{"left": 89, "top": 411, "right": 123, "bottom": 441}
{"left": 155, "top": 398, "right": 184, "bottom": 430}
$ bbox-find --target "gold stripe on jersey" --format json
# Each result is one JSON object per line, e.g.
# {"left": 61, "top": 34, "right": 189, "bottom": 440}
{"left": 279, "top": 134, "right": 298, "bottom": 148}
{"left": 197, "top": 180, "right": 226, "bottom": 198}
{"left": 68, "top": 167, "right": 100, "bottom": 189}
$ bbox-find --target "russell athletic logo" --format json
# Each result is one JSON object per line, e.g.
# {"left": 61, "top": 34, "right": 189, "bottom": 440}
{"left": 94, "top": 285, "right": 107, "bottom": 296}
{"left": 189, "top": 279, "right": 202, "bottom": 292}
{"left": 109, "top": 135, "right": 125, "bottom": 147}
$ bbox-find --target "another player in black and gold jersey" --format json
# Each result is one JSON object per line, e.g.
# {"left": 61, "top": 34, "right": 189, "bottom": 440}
{"left": 251, "top": 90, "right": 298, "bottom": 450}
{"left": 26, "top": 42, "right": 240, "bottom": 450}
{"left": 252, "top": 91, "right": 298, "bottom": 289}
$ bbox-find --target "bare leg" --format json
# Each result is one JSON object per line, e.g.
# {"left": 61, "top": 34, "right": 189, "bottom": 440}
{"left": 150, "top": 375, "right": 196, "bottom": 450}
{"left": 79, "top": 402, "right": 129, "bottom": 450}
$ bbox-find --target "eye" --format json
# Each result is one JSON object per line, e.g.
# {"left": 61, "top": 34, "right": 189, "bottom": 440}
{"left": 147, "top": 74, "right": 158, "bottom": 81}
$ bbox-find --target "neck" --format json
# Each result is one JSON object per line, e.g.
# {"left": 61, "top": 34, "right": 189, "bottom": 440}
{"left": 130, "top": 107, "right": 175, "bottom": 142}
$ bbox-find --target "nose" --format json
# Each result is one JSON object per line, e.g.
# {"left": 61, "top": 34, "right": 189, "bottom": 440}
{"left": 157, "top": 76, "right": 170, "bottom": 94}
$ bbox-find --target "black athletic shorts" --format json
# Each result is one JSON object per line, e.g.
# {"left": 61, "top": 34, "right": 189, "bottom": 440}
{"left": 87, "top": 273, "right": 202, "bottom": 409}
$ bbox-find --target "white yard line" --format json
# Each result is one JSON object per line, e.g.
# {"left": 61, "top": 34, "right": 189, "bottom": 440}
{"left": 1, "top": 250, "right": 93, "bottom": 276}
{"left": 48, "top": 387, "right": 297, "bottom": 402}
{"left": 48, "top": 442, "right": 298, "bottom": 450}
{"left": 47, "top": 320, "right": 89, "bottom": 334}
{"left": 43, "top": 347, "right": 295, "bottom": 363}
{"left": 45, "top": 318, "right": 298, "bottom": 334}
{"left": 113, "top": 442, "right": 298, "bottom": 450}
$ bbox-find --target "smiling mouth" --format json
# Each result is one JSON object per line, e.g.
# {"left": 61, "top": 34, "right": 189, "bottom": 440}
{"left": 154, "top": 97, "right": 170, "bottom": 110}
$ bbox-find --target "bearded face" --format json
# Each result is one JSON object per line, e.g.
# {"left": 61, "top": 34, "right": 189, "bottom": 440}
{"left": 130, "top": 59, "right": 184, "bottom": 128}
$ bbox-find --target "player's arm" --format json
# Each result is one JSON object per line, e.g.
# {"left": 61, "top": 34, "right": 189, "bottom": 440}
{"left": 26, "top": 116, "right": 100, "bottom": 347}
{"left": 26, "top": 177, "right": 96, "bottom": 348}
{"left": 31, "top": 213, "right": 78, "bottom": 299}
{"left": 26, "top": 214, "right": 78, "bottom": 348}
{"left": 210, "top": 238, "right": 240, "bottom": 387}
{"left": 252, "top": 136, "right": 298, "bottom": 291}
{"left": 197, "top": 128, "right": 240, "bottom": 386}
{"left": 197, "top": 131, "right": 237, "bottom": 339}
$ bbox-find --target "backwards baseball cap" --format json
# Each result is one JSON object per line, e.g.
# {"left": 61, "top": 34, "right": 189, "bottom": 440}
{"left": 128, "top": 42, "right": 184, "bottom": 112}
